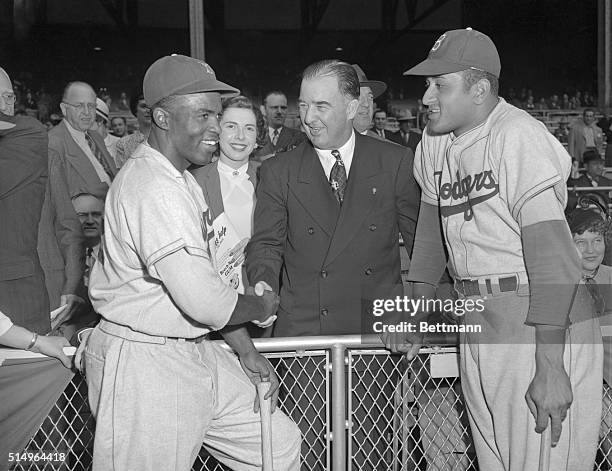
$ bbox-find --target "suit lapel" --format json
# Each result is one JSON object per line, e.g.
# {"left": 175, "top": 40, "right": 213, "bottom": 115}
{"left": 60, "top": 122, "right": 105, "bottom": 188}
{"left": 325, "top": 134, "right": 380, "bottom": 265}
{"left": 291, "top": 144, "right": 339, "bottom": 236}
{"left": 275, "top": 127, "right": 290, "bottom": 151}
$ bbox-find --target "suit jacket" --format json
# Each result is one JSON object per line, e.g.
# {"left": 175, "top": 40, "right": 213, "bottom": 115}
{"left": 365, "top": 129, "right": 385, "bottom": 141}
{"left": 246, "top": 133, "right": 420, "bottom": 336}
{"left": 568, "top": 121, "right": 604, "bottom": 163}
{"left": 47, "top": 120, "right": 117, "bottom": 199}
{"left": 254, "top": 126, "right": 308, "bottom": 161}
{"left": 391, "top": 130, "right": 422, "bottom": 154}
{"left": 0, "top": 115, "right": 51, "bottom": 332}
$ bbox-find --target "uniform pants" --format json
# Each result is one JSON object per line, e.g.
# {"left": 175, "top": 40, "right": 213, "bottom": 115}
{"left": 84, "top": 322, "right": 301, "bottom": 471}
{"left": 459, "top": 288, "right": 602, "bottom": 471}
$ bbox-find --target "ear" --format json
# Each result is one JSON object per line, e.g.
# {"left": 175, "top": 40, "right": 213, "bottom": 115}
{"left": 346, "top": 98, "right": 359, "bottom": 121}
{"left": 59, "top": 102, "right": 67, "bottom": 116}
{"left": 153, "top": 107, "right": 170, "bottom": 130}
{"left": 260, "top": 104, "right": 266, "bottom": 116}
{"left": 472, "top": 78, "right": 491, "bottom": 104}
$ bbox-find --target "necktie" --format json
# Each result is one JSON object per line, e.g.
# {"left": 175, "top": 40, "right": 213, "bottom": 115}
{"left": 86, "top": 132, "right": 115, "bottom": 180}
{"left": 584, "top": 274, "right": 605, "bottom": 316}
{"left": 329, "top": 149, "right": 347, "bottom": 205}
{"left": 272, "top": 128, "right": 280, "bottom": 146}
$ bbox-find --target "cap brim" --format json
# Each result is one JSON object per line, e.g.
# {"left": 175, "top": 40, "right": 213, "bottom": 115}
{"left": 0, "top": 119, "right": 15, "bottom": 130}
{"left": 174, "top": 78, "right": 240, "bottom": 97}
{"left": 403, "top": 58, "right": 467, "bottom": 76}
{"left": 360, "top": 80, "right": 387, "bottom": 99}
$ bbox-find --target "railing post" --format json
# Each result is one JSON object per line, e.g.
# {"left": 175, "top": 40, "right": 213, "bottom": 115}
{"left": 331, "top": 343, "right": 347, "bottom": 470}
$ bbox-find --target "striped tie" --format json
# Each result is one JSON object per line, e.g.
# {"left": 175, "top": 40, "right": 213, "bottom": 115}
{"left": 86, "top": 132, "right": 115, "bottom": 180}
{"left": 329, "top": 149, "right": 347, "bottom": 205}
{"left": 272, "top": 128, "right": 280, "bottom": 146}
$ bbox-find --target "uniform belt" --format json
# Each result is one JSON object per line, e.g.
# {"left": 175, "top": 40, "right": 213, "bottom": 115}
{"left": 98, "top": 319, "right": 208, "bottom": 345}
{"left": 454, "top": 275, "right": 519, "bottom": 297}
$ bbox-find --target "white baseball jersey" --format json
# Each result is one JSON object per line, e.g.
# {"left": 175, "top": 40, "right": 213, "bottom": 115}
{"left": 414, "top": 98, "right": 571, "bottom": 279}
{"left": 89, "top": 143, "right": 236, "bottom": 338}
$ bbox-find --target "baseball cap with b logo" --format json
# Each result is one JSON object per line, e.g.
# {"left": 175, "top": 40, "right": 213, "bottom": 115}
{"left": 404, "top": 28, "right": 501, "bottom": 78}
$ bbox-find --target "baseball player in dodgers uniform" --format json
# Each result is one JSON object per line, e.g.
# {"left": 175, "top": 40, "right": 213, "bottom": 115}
{"left": 400, "top": 29, "right": 603, "bottom": 470}
{"left": 82, "top": 55, "right": 300, "bottom": 471}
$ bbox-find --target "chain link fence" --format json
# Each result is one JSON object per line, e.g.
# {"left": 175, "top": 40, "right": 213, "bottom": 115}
{"left": 10, "top": 340, "right": 612, "bottom": 471}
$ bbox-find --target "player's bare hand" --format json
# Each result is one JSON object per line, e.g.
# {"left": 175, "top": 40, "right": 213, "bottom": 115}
{"left": 381, "top": 331, "right": 424, "bottom": 360}
{"left": 525, "top": 363, "right": 572, "bottom": 447}
{"left": 34, "top": 335, "right": 72, "bottom": 368}
{"left": 255, "top": 289, "right": 280, "bottom": 323}
{"left": 250, "top": 281, "right": 277, "bottom": 327}
{"left": 239, "top": 350, "right": 280, "bottom": 413}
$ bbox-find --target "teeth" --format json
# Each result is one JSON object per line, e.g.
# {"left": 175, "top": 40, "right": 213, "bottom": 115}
{"left": 201, "top": 140, "right": 217, "bottom": 145}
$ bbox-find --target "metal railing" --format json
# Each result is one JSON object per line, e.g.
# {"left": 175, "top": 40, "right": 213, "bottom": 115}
{"left": 9, "top": 334, "right": 612, "bottom": 470}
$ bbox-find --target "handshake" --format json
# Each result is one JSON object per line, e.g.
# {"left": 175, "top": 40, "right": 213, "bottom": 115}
{"left": 229, "top": 281, "right": 279, "bottom": 328}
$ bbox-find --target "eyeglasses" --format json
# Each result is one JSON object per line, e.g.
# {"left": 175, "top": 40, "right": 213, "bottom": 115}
{"left": 62, "top": 101, "right": 96, "bottom": 113}
{"left": 1, "top": 92, "right": 16, "bottom": 104}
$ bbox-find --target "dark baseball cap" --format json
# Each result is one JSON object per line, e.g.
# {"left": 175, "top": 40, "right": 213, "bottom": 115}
{"left": 143, "top": 54, "right": 239, "bottom": 106}
{"left": 351, "top": 64, "right": 387, "bottom": 99}
{"left": 404, "top": 28, "right": 501, "bottom": 78}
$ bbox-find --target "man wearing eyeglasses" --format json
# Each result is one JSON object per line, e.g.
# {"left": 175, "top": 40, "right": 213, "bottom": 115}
{"left": 48, "top": 81, "right": 117, "bottom": 202}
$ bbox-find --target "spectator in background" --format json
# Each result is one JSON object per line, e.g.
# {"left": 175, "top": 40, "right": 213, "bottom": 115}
{"left": 117, "top": 91, "right": 129, "bottom": 111}
{"left": 373, "top": 109, "right": 393, "bottom": 139}
{"left": 253, "top": 90, "right": 307, "bottom": 162}
{"left": 71, "top": 193, "right": 104, "bottom": 288}
{"left": 569, "top": 108, "right": 604, "bottom": 165}
{"left": 114, "top": 91, "right": 151, "bottom": 168}
{"left": 110, "top": 116, "right": 127, "bottom": 137}
{"left": 599, "top": 113, "right": 612, "bottom": 167}
{"left": 554, "top": 118, "right": 571, "bottom": 145}
{"left": 549, "top": 94, "right": 561, "bottom": 109}
{"left": 562, "top": 93, "right": 571, "bottom": 109}
{"left": 92, "top": 98, "right": 119, "bottom": 161}
{"left": 570, "top": 150, "right": 612, "bottom": 206}
{"left": 391, "top": 109, "right": 422, "bottom": 154}
{"left": 191, "top": 96, "right": 261, "bottom": 314}
{"left": 350, "top": 64, "right": 388, "bottom": 140}
{"left": 0, "top": 67, "right": 53, "bottom": 334}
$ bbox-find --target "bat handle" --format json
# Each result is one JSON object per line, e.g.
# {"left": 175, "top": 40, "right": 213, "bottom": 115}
{"left": 538, "top": 424, "right": 551, "bottom": 471}
{"left": 257, "top": 381, "right": 274, "bottom": 471}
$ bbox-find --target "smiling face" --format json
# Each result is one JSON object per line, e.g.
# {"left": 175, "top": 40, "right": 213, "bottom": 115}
{"left": 353, "top": 86, "right": 374, "bottom": 133}
{"left": 111, "top": 117, "right": 126, "bottom": 136}
{"left": 299, "top": 75, "right": 358, "bottom": 150}
{"left": 164, "top": 92, "right": 222, "bottom": 170}
{"left": 219, "top": 107, "right": 257, "bottom": 168}
{"left": 422, "top": 72, "right": 479, "bottom": 136}
{"left": 574, "top": 230, "right": 606, "bottom": 275}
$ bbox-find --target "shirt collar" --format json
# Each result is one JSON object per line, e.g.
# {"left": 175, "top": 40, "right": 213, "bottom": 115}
{"left": 137, "top": 141, "right": 189, "bottom": 180}
{"left": 218, "top": 159, "right": 249, "bottom": 177}
{"left": 64, "top": 119, "right": 87, "bottom": 140}
{"left": 314, "top": 130, "right": 356, "bottom": 160}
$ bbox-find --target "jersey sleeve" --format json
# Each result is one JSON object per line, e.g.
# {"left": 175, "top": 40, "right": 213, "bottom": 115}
{"left": 413, "top": 135, "right": 439, "bottom": 205}
{"left": 496, "top": 117, "right": 571, "bottom": 220}
{"left": 122, "top": 181, "right": 209, "bottom": 280}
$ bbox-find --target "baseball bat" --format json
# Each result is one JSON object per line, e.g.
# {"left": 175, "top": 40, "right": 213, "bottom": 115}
{"left": 257, "top": 381, "right": 274, "bottom": 471}
{"left": 538, "top": 424, "right": 551, "bottom": 471}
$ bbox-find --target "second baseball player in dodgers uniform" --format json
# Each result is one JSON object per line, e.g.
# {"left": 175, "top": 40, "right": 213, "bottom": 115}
{"left": 402, "top": 29, "right": 603, "bottom": 470}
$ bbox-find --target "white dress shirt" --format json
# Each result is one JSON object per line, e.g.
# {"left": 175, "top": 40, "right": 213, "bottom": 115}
{"left": 314, "top": 130, "right": 356, "bottom": 180}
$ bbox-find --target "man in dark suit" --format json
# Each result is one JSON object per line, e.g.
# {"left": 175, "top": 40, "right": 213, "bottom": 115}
{"left": 372, "top": 109, "right": 396, "bottom": 140}
{"left": 0, "top": 68, "right": 51, "bottom": 333}
{"left": 569, "top": 149, "right": 612, "bottom": 208}
{"left": 246, "top": 60, "right": 420, "bottom": 470}
{"left": 253, "top": 90, "right": 307, "bottom": 161}
{"left": 391, "top": 109, "right": 422, "bottom": 154}
{"left": 247, "top": 60, "right": 419, "bottom": 337}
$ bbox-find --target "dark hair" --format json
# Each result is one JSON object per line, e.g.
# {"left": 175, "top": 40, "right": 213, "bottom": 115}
{"left": 130, "top": 88, "right": 145, "bottom": 116}
{"left": 263, "top": 91, "right": 286, "bottom": 105}
{"left": 568, "top": 208, "right": 608, "bottom": 236}
{"left": 302, "top": 59, "right": 359, "bottom": 101}
{"left": 583, "top": 108, "right": 595, "bottom": 117}
{"left": 111, "top": 116, "right": 126, "bottom": 125}
{"left": 373, "top": 109, "right": 386, "bottom": 118}
{"left": 461, "top": 69, "right": 499, "bottom": 97}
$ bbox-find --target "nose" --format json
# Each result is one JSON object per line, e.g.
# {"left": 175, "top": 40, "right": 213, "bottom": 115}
{"left": 422, "top": 84, "right": 436, "bottom": 105}
{"left": 235, "top": 125, "right": 245, "bottom": 140}
{"left": 208, "top": 116, "right": 221, "bottom": 136}
{"left": 302, "top": 105, "right": 316, "bottom": 125}
{"left": 86, "top": 213, "right": 95, "bottom": 223}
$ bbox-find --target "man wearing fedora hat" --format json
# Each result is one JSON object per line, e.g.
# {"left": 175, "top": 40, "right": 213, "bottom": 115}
{"left": 82, "top": 54, "right": 300, "bottom": 471}
{"left": 351, "top": 63, "right": 389, "bottom": 142}
{"left": 402, "top": 28, "right": 602, "bottom": 470}
{"left": 390, "top": 109, "right": 421, "bottom": 154}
